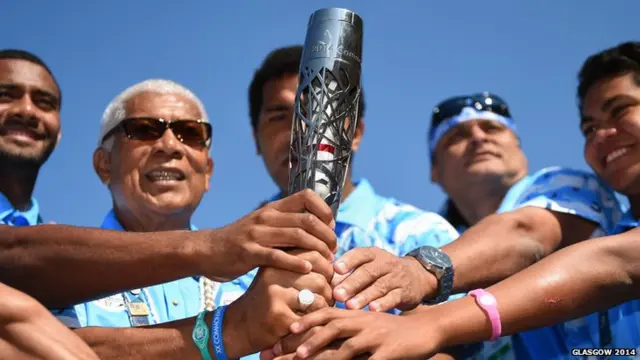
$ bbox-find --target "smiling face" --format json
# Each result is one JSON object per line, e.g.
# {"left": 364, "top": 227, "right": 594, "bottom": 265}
{"left": 0, "top": 58, "right": 60, "bottom": 167}
{"left": 94, "top": 91, "right": 213, "bottom": 217}
{"left": 581, "top": 73, "right": 640, "bottom": 196}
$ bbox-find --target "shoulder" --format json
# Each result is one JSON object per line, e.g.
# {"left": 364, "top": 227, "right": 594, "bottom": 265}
{"left": 373, "top": 196, "right": 459, "bottom": 241}
{"left": 514, "top": 166, "right": 623, "bottom": 231}
{"left": 527, "top": 166, "right": 611, "bottom": 190}
{"left": 525, "top": 166, "right": 617, "bottom": 199}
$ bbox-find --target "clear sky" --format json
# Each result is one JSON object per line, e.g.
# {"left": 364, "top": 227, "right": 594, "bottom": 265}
{"left": 2, "top": 0, "right": 638, "bottom": 228}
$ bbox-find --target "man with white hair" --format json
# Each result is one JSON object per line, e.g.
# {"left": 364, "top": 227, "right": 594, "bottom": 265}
{"left": 53, "top": 78, "right": 337, "bottom": 360}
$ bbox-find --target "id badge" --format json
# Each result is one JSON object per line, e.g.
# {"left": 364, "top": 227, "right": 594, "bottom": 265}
{"left": 127, "top": 300, "right": 150, "bottom": 327}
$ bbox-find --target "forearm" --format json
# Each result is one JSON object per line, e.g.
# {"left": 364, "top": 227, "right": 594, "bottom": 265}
{"left": 76, "top": 303, "right": 253, "bottom": 360}
{"left": 431, "top": 229, "right": 640, "bottom": 348}
{"left": 443, "top": 208, "right": 564, "bottom": 293}
{"left": 76, "top": 323, "right": 199, "bottom": 360}
{"left": 0, "top": 282, "right": 99, "bottom": 360}
{"left": 0, "top": 224, "right": 208, "bottom": 308}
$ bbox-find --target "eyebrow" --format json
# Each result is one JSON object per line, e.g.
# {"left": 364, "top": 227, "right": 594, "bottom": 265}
{"left": 601, "top": 94, "right": 634, "bottom": 112}
{"left": 263, "top": 104, "right": 291, "bottom": 113}
{"left": 0, "top": 83, "right": 60, "bottom": 104}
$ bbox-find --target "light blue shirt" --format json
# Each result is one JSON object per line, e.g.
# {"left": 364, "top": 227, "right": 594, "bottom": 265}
{"left": 441, "top": 166, "right": 623, "bottom": 360}
{"left": 54, "top": 210, "right": 257, "bottom": 358}
{"left": 267, "top": 178, "right": 459, "bottom": 259}
{"left": 558, "top": 209, "right": 640, "bottom": 359}
{"left": 0, "top": 192, "right": 43, "bottom": 226}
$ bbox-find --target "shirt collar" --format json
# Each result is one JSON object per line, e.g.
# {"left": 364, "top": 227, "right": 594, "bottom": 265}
{"left": 336, "top": 178, "right": 379, "bottom": 230}
{"left": 264, "top": 178, "right": 377, "bottom": 231}
{"left": 614, "top": 209, "right": 638, "bottom": 234}
{"left": 100, "top": 209, "right": 198, "bottom": 231}
{"left": 0, "top": 192, "right": 41, "bottom": 226}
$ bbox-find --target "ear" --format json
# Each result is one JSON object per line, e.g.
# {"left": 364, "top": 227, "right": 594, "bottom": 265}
{"left": 430, "top": 161, "right": 439, "bottom": 184}
{"left": 351, "top": 118, "right": 365, "bottom": 152}
{"left": 253, "top": 130, "right": 262, "bottom": 155}
{"left": 54, "top": 131, "right": 62, "bottom": 148}
{"left": 93, "top": 147, "right": 112, "bottom": 185}
{"left": 204, "top": 157, "right": 214, "bottom": 192}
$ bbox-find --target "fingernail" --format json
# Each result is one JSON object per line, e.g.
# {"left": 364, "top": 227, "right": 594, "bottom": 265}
{"left": 273, "top": 342, "right": 282, "bottom": 356}
{"left": 335, "top": 261, "right": 347, "bottom": 273}
{"left": 304, "top": 261, "right": 312, "bottom": 272}
{"left": 347, "top": 298, "right": 360, "bottom": 309}
{"left": 334, "top": 287, "right": 347, "bottom": 300}
{"left": 297, "top": 346, "right": 309, "bottom": 358}
{"left": 370, "top": 302, "right": 379, "bottom": 311}
{"left": 291, "top": 322, "right": 301, "bottom": 333}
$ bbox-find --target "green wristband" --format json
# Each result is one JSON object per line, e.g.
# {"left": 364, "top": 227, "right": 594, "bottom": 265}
{"left": 192, "top": 311, "right": 213, "bottom": 360}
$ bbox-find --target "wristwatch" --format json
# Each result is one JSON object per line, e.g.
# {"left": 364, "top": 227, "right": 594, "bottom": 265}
{"left": 406, "top": 245, "right": 454, "bottom": 305}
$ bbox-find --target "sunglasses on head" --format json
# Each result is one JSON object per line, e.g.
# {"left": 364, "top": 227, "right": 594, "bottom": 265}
{"left": 431, "top": 93, "right": 511, "bottom": 128}
{"left": 105, "top": 117, "right": 212, "bottom": 148}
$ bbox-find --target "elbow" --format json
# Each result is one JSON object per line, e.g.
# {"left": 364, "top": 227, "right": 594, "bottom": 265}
{"left": 486, "top": 210, "right": 548, "bottom": 265}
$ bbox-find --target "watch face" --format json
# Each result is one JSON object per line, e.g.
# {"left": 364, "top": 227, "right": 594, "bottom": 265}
{"left": 193, "top": 323, "right": 207, "bottom": 343}
{"left": 425, "top": 247, "right": 450, "bottom": 268}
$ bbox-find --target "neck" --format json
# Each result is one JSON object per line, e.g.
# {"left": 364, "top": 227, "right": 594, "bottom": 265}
{"left": 113, "top": 205, "right": 192, "bottom": 232}
{"left": 448, "top": 172, "right": 525, "bottom": 226}
{"left": 340, "top": 168, "right": 356, "bottom": 201}
{"left": 0, "top": 162, "right": 39, "bottom": 211}
{"left": 628, "top": 194, "right": 640, "bottom": 221}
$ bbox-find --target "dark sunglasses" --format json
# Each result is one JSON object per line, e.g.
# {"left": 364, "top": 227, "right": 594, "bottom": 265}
{"left": 431, "top": 92, "right": 511, "bottom": 129}
{"left": 105, "top": 117, "right": 212, "bottom": 147}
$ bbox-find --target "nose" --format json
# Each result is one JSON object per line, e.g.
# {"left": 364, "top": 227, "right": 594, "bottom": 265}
{"left": 593, "top": 127, "right": 618, "bottom": 147}
{"left": 6, "top": 95, "right": 39, "bottom": 127}
{"left": 152, "top": 127, "right": 185, "bottom": 158}
{"left": 469, "top": 123, "right": 489, "bottom": 145}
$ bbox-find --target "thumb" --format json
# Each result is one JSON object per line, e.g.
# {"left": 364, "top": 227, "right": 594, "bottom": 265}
{"left": 259, "top": 349, "right": 277, "bottom": 360}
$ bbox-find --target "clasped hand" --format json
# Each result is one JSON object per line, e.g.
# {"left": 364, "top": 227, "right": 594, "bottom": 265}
{"left": 259, "top": 246, "right": 438, "bottom": 360}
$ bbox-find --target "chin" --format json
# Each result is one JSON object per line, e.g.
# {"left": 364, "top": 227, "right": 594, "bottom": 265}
{"left": 145, "top": 194, "right": 195, "bottom": 214}
{"left": 466, "top": 161, "right": 506, "bottom": 176}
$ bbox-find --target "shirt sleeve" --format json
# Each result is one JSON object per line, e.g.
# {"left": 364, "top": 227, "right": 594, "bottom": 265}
{"left": 391, "top": 208, "right": 460, "bottom": 256}
{"left": 511, "top": 167, "right": 622, "bottom": 234}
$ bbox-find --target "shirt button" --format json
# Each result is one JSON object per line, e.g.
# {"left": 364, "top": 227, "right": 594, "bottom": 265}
{"left": 172, "top": 300, "right": 179, "bottom": 306}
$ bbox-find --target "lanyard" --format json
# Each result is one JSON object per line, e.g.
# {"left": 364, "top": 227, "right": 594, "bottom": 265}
{"left": 122, "top": 289, "right": 159, "bottom": 327}
{"left": 122, "top": 277, "right": 220, "bottom": 327}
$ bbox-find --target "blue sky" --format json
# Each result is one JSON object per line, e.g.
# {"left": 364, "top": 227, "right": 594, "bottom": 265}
{"left": 2, "top": 1, "right": 638, "bottom": 228}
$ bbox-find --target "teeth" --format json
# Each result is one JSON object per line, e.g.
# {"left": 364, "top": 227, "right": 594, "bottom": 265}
{"left": 606, "top": 147, "right": 629, "bottom": 164}
{"left": 146, "top": 170, "right": 184, "bottom": 181}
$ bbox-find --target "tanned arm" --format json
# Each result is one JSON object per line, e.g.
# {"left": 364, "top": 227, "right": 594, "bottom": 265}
{"left": 440, "top": 206, "right": 597, "bottom": 296}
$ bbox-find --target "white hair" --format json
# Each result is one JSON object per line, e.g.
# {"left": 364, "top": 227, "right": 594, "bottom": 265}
{"left": 98, "top": 79, "right": 209, "bottom": 148}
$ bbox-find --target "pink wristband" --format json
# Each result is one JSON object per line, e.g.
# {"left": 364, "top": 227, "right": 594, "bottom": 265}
{"left": 468, "top": 289, "right": 502, "bottom": 340}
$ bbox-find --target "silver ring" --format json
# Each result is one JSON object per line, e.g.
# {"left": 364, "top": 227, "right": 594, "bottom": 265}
{"left": 298, "top": 289, "right": 315, "bottom": 309}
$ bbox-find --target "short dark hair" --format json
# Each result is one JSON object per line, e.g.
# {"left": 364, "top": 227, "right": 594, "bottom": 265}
{"left": 248, "top": 44, "right": 365, "bottom": 132}
{"left": 577, "top": 41, "right": 640, "bottom": 113}
{"left": 0, "top": 49, "right": 62, "bottom": 107}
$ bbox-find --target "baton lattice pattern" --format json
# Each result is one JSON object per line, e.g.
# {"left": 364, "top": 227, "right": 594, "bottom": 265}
{"left": 289, "top": 65, "right": 361, "bottom": 217}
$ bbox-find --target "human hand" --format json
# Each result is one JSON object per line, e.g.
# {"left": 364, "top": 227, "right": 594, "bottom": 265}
{"left": 331, "top": 247, "right": 435, "bottom": 312}
{"left": 223, "top": 249, "right": 334, "bottom": 357}
{"left": 270, "top": 307, "right": 438, "bottom": 360}
{"left": 201, "top": 189, "right": 337, "bottom": 281}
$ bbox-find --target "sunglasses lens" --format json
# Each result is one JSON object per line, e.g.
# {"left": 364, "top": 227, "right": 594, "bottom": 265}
{"left": 122, "top": 118, "right": 166, "bottom": 141}
{"left": 432, "top": 97, "right": 467, "bottom": 126}
{"left": 171, "top": 121, "right": 211, "bottom": 146}
{"left": 472, "top": 94, "right": 510, "bottom": 117}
